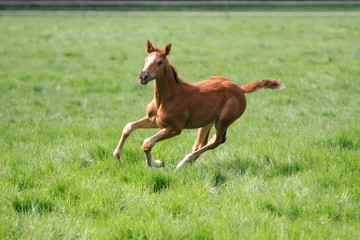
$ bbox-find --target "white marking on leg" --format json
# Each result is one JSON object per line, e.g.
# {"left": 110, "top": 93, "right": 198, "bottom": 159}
{"left": 151, "top": 157, "right": 164, "bottom": 167}
{"left": 145, "top": 150, "right": 164, "bottom": 167}
{"left": 113, "top": 149, "right": 119, "bottom": 157}
{"left": 176, "top": 154, "right": 192, "bottom": 170}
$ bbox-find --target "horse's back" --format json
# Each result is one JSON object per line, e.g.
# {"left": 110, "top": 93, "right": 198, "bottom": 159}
{"left": 192, "top": 76, "right": 244, "bottom": 96}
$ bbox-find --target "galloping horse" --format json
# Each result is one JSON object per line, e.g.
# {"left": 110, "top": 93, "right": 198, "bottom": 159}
{"left": 113, "top": 40, "right": 284, "bottom": 170}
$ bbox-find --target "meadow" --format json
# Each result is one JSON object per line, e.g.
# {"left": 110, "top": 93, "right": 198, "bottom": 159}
{"left": 0, "top": 13, "right": 359, "bottom": 239}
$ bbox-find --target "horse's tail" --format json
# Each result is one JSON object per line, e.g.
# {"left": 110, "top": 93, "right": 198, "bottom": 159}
{"left": 241, "top": 79, "right": 284, "bottom": 94}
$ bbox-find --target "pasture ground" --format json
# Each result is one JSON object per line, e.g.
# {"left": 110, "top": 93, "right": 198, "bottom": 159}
{"left": 0, "top": 14, "right": 359, "bottom": 239}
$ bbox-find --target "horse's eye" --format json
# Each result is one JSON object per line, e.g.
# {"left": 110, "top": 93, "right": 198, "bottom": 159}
{"left": 157, "top": 61, "right": 163, "bottom": 66}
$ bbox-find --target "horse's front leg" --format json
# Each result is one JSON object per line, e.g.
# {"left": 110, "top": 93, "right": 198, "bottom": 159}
{"left": 142, "top": 128, "right": 181, "bottom": 167}
{"left": 113, "top": 117, "right": 157, "bottom": 159}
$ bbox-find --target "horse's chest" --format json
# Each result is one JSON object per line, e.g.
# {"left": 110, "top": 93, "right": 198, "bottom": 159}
{"left": 154, "top": 107, "right": 172, "bottom": 128}
{"left": 146, "top": 105, "right": 166, "bottom": 128}
{"left": 147, "top": 99, "right": 188, "bottom": 129}
{"left": 155, "top": 116, "right": 166, "bottom": 129}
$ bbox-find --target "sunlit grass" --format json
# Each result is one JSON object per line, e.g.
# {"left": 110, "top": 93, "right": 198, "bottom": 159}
{"left": 0, "top": 14, "right": 359, "bottom": 239}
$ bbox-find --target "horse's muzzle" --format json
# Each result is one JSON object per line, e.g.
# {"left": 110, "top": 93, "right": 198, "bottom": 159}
{"left": 139, "top": 71, "right": 151, "bottom": 85}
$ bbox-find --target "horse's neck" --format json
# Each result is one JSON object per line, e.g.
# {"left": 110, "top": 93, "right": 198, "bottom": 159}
{"left": 154, "top": 64, "right": 179, "bottom": 108}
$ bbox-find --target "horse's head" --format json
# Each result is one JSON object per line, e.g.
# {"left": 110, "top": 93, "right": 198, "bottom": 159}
{"left": 139, "top": 40, "right": 171, "bottom": 85}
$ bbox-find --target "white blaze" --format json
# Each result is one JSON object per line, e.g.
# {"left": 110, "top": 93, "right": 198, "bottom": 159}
{"left": 143, "top": 53, "right": 157, "bottom": 71}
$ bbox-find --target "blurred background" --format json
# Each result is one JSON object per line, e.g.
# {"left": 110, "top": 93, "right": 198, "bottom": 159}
{"left": 1, "top": 0, "right": 360, "bottom": 13}
{"left": 1, "top": 0, "right": 360, "bottom": 239}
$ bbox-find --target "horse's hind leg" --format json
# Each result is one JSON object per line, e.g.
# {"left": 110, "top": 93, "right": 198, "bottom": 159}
{"left": 176, "top": 126, "right": 227, "bottom": 170}
{"left": 113, "top": 117, "right": 157, "bottom": 158}
{"left": 176, "top": 96, "right": 242, "bottom": 170}
{"left": 192, "top": 122, "right": 214, "bottom": 152}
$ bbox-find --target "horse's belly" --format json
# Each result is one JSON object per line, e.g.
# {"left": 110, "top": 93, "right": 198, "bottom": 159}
{"left": 183, "top": 83, "right": 244, "bottom": 128}
{"left": 184, "top": 103, "right": 221, "bottom": 128}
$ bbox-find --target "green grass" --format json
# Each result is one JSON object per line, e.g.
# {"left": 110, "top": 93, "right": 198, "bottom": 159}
{"left": 1, "top": 14, "right": 360, "bottom": 239}
{"left": 3, "top": 5, "right": 360, "bottom": 12}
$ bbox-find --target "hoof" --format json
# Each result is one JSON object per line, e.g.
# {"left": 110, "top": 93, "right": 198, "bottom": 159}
{"left": 176, "top": 161, "right": 187, "bottom": 171}
{"left": 176, "top": 155, "right": 192, "bottom": 170}
{"left": 113, "top": 150, "right": 121, "bottom": 159}
{"left": 176, "top": 161, "right": 186, "bottom": 171}
{"left": 152, "top": 159, "right": 164, "bottom": 167}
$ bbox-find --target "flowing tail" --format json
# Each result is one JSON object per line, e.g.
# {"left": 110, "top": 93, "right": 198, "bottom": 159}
{"left": 241, "top": 79, "right": 284, "bottom": 94}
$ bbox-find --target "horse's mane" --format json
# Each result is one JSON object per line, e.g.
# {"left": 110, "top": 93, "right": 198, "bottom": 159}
{"left": 169, "top": 64, "right": 183, "bottom": 84}
{"left": 153, "top": 48, "right": 185, "bottom": 85}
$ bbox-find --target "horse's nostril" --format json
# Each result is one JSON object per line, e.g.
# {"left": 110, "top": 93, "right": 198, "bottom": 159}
{"left": 139, "top": 72, "right": 146, "bottom": 80}
{"left": 141, "top": 71, "right": 150, "bottom": 80}
{"left": 139, "top": 71, "right": 150, "bottom": 85}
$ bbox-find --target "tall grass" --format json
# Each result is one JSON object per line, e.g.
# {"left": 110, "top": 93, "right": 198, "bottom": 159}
{"left": 0, "top": 14, "right": 359, "bottom": 239}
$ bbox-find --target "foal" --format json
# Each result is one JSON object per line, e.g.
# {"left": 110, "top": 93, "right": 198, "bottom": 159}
{"left": 113, "top": 40, "right": 284, "bottom": 170}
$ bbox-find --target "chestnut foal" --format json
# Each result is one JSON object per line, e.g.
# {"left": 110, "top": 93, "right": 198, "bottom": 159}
{"left": 113, "top": 40, "right": 284, "bottom": 170}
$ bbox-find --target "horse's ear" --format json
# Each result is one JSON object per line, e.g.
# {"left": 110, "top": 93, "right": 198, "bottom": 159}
{"left": 164, "top": 42, "right": 171, "bottom": 56}
{"left": 146, "top": 40, "right": 155, "bottom": 53}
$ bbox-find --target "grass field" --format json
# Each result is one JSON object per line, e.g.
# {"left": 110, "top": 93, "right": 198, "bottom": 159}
{"left": 3, "top": 5, "right": 360, "bottom": 12}
{"left": 1, "top": 14, "right": 360, "bottom": 239}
